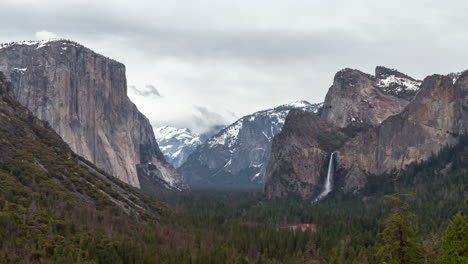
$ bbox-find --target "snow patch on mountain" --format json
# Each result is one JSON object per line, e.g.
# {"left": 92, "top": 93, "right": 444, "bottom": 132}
{"left": 155, "top": 125, "right": 224, "bottom": 168}
{"left": 447, "top": 72, "right": 462, "bottom": 84}
{"left": 376, "top": 75, "right": 421, "bottom": 92}
{"left": 374, "top": 66, "right": 422, "bottom": 100}
{"left": 155, "top": 126, "right": 203, "bottom": 168}
{"left": 208, "top": 120, "right": 243, "bottom": 148}
{"left": 208, "top": 100, "right": 322, "bottom": 149}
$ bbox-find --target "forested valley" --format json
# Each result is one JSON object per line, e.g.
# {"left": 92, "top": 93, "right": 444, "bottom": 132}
{"left": 2, "top": 109, "right": 466, "bottom": 263}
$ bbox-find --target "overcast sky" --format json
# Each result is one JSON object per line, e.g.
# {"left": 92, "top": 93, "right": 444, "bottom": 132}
{"left": 1, "top": 0, "right": 467, "bottom": 133}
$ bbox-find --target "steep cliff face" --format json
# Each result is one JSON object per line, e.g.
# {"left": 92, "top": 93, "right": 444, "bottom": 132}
{"left": 320, "top": 67, "right": 420, "bottom": 128}
{"left": 264, "top": 67, "right": 467, "bottom": 199}
{"left": 0, "top": 40, "right": 185, "bottom": 190}
{"left": 338, "top": 72, "right": 468, "bottom": 191}
{"left": 0, "top": 72, "right": 11, "bottom": 96}
{"left": 264, "top": 110, "right": 348, "bottom": 199}
{"left": 179, "top": 101, "right": 322, "bottom": 189}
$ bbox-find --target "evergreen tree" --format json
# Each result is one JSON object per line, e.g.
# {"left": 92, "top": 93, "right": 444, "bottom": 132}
{"left": 438, "top": 211, "right": 468, "bottom": 264}
{"left": 376, "top": 187, "right": 424, "bottom": 264}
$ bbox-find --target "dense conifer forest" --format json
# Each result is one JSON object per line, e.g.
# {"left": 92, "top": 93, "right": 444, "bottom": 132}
{"left": 1, "top": 92, "right": 467, "bottom": 264}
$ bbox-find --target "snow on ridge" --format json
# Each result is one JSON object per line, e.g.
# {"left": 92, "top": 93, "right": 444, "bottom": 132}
{"left": 155, "top": 126, "right": 195, "bottom": 142}
{"left": 155, "top": 125, "right": 204, "bottom": 168}
{"left": 207, "top": 101, "right": 322, "bottom": 148}
{"left": 376, "top": 74, "right": 422, "bottom": 92}
{"left": 0, "top": 40, "right": 38, "bottom": 49}
{"left": 37, "top": 39, "right": 61, "bottom": 49}
{"left": 285, "top": 100, "right": 310, "bottom": 108}
{"left": 208, "top": 120, "right": 243, "bottom": 148}
{"left": 0, "top": 39, "right": 82, "bottom": 51}
{"left": 447, "top": 72, "right": 462, "bottom": 84}
{"left": 155, "top": 126, "right": 202, "bottom": 150}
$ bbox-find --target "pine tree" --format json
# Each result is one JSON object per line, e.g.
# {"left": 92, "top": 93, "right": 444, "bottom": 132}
{"left": 376, "top": 174, "right": 424, "bottom": 264}
{"left": 438, "top": 211, "right": 468, "bottom": 264}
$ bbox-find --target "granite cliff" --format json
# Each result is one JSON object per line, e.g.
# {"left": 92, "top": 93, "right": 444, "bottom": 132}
{"left": 265, "top": 67, "right": 467, "bottom": 199}
{"left": 264, "top": 110, "right": 347, "bottom": 199}
{"left": 337, "top": 72, "right": 468, "bottom": 191}
{"left": 320, "top": 67, "right": 420, "bottom": 128}
{"left": 0, "top": 40, "right": 186, "bottom": 190}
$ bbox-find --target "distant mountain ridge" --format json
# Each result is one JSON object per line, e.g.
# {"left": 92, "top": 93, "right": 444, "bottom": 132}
{"left": 178, "top": 101, "right": 323, "bottom": 189}
{"left": 155, "top": 125, "right": 224, "bottom": 168}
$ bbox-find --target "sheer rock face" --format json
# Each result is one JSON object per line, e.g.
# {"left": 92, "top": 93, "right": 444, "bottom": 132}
{"left": 264, "top": 67, "right": 467, "bottom": 199}
{"left": 0, "top": 40, "right": 185, "bottom": 189}
{"left": 320, "top": 67, "right": 420, "bottom": 128}
{"left": 0, "top": 72, "right": 11, "bottom": 96}
{"left": 264, "top": 110, "right": 348, "bottom": 199}
{"left": 337, "top": 72, "right": 468, "bottom": 191}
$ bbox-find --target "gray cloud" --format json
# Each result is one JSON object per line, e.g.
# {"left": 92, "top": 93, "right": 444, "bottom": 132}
{"left": 191, "top": 105, "right": 228, "bottom": 132}
{"left": 130, "top": 84, "right": 163, "bottom": 97}
{"left": 1, "top": 0, "right": 468, "bottom": 132}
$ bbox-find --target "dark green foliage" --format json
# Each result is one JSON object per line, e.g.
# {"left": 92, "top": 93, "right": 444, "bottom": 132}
{"left": 438, "top": 211, "right": 468, "bottom": 264}
{"left": 376, "top": 193, "right": 424, "bottom": 263}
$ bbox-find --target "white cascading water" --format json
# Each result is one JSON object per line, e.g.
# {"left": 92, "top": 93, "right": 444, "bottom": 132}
{"left": 314, "top": 152, "right": 335, "bottom": 202}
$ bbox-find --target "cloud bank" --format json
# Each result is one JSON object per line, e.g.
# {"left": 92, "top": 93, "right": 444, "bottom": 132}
{"left": 1, "top": 0, "right": 467, "bottom": 132}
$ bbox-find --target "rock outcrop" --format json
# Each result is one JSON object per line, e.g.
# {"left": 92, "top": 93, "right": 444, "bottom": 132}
{"left": 264, "top": 110, "right": 348, "bottom": 199}
{"left": 0, "top": 72, "right": 11, "bottom": 96}
{"left": 320, "top": 67, "right": 420, "bottom": 128}
{"left": 0, "top": 40, "right": 186, "bottom": 190}
{"left": 264, "top": 67, "right": 467, "bottom": 199}
{"left": 338, "top": 72, "right": 468, "bottom": 191}
{"left": 179, "top": 101, "right": 322, "bottom": 189}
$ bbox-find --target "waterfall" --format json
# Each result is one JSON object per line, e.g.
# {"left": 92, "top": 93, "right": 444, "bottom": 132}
{"left": 314, "top": 152, "right": 335, "bottom": 202}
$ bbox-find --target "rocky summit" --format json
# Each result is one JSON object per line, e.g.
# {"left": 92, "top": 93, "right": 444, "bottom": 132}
{"left": 0, "top": 40, "right": 186, "bottom": 190}
{"left": 320, "top": 66, "right": 421, "bottom": 128}
{"left": 265, "top": 67, "right": 467, "bottom": 199}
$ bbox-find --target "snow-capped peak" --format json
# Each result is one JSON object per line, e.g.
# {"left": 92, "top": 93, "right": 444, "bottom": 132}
{"left": 374, "top": 66, "right": 421, "bottom": 99}
{"left": 155, "top": 126, "right": 203, "bottom": 168}
{"left": 375, "top": 74, "right": 421, "bottom": 91}
{"left": 155, "top": 126, "right": 195, "bottom": 142}
{"left": 285, "top": 100, "right": 311, "bottom": 108}
{"left": 207, "top": 101, "right": 322, "bottom": 149}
